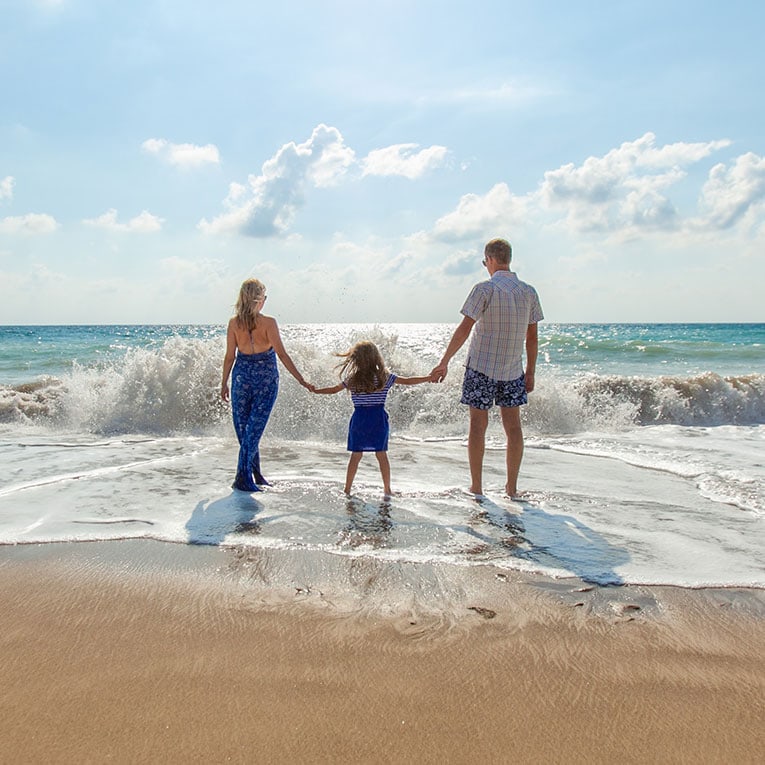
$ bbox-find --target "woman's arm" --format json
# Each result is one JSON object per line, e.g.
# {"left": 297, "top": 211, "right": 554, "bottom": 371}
{"left": 265, "top": 317, "right": 312, "bottom": 389}
{"left": 221, "top": 319, "right": 237, "bottom": 401}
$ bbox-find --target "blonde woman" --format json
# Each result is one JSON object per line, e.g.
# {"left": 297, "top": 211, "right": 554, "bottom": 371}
{"left": 221, "top": 279, "right": 311, "bottom": 492}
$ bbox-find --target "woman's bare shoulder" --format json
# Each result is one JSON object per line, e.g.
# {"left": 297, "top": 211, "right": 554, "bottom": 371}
{"left": 259, "top": 314, "right": 278, "bottom": 330}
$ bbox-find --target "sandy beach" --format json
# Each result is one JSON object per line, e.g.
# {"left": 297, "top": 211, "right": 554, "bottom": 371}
{"left": 1, "top": 540, "right": 764, "bottom": 764}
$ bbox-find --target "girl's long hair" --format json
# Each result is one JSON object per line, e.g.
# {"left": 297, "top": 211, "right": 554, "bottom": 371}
{"left": 336, "top": 341, "right": 389, "bottom": 393}
{"left": 235, "top": 278, "right": 266, "bottom": 332}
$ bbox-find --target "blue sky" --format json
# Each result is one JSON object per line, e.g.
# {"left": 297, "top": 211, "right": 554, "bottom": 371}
{"left": 1, "top": 0, "right": 764, "bottom": 324}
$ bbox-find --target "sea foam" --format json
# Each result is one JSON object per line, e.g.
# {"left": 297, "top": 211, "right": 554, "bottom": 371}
{"left": 2, "top": 333, "right": 764, "bottom": 435}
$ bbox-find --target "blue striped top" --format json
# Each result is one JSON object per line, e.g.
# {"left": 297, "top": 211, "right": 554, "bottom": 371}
{"left": 344, "top": 374, "right": 397, "bottom": 407}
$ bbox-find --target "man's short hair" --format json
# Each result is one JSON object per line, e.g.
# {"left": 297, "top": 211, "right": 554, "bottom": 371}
{"left": 484, "top": 238, "right": 512, "bottom": 265}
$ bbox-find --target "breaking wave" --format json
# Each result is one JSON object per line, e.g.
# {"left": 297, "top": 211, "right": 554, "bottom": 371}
{"left": 1, "top": 336, "right": 763, "bottom": 436}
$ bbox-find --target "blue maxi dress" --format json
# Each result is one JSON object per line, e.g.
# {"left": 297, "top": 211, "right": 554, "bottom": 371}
{"left": 231, "top": 348, "right": 279, "bottom": 491}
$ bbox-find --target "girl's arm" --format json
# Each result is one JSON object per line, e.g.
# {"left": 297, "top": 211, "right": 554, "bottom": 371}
{"left": 265, "top": 317, "right": 312, "bottom": 389}
{"left": 312, "top": 383, "right": 345, "bottom": 394}
{"left": 394, "top": 375, "right": 432, "bottom": 386}
{"left": 221, "top": 319, "right": 237, "bottom": 401}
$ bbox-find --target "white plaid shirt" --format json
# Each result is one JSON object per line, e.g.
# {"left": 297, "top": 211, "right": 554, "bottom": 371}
{"left": 461, "top": 270, "right": 544, "bottom": 381}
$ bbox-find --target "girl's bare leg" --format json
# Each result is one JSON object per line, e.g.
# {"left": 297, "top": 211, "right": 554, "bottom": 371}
{"left": 345, "top": 452, "right": 363, "bottom": 495}
{"left": 375, "top": 451, "right": 392, "bottom": 496}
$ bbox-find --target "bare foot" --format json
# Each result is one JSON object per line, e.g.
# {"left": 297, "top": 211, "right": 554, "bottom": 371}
{"left": 462, "top": 486, "right": 485, "bottom": 500}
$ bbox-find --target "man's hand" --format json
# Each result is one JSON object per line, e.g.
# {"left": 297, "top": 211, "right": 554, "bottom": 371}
{"left": 524, "top": 371, "right": 535, "bottom": 393}
{"left": 430, "top": 363, "right": 448, "bottom": 383}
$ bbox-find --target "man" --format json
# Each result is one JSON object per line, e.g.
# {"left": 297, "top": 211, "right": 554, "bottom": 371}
{"left": 430, "top": 238, "right": 543, "bottom": 498}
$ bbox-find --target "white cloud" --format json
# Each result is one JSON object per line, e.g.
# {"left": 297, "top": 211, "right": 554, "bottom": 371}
{"left": 304, "top": 128, "right": 357, "bottom": 188}
{"left": 380, "top": 250, "right": 416, "bottom": 275}
{"left": 442, "top": 249, "right": 482, "bottom": 276}
{"left": 620, "top": 184, "right": 678, "bottom": 231}
{"left": 362, "top": 143, "right": 448, "bottom": 179}
{"left": 199, "top": 125, "right": 457, "bottom": 238}
{"left": 224, "top": 182, "right": 247, "bottom": 203}
{"left": 539, "top": 132, "right": 732, "bottom": 234}
{"left": 142, "top": 138, "right": 220, "bottom": 168}
{"left": 159, "top": 256, "right": 226, "bottom": 280}
{"left": 426, "top": 134, "right": 763, "bottom": 248}
{"left": 199, "top": 124, "right": 355, "bottom": 237}
{"left": 635, "top": 137, "right": 731, "bottom": 168}
{"left": 432, "top": 183, "right": 530, "bottom": 241}
{"left": 696, "top": 152, "right": 765, "bottom": 230}
{"left": 83, "top": 209, "right": 164, "bottom": 232}
{"left": 0, "top": 213, "right": 58, "bottom": 234}
{"left": 0, "top": 176, "right": 14, "bottom": 202}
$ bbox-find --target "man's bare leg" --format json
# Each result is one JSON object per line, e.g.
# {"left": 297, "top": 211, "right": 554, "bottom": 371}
{"left": 468, "top": 407, "right": 489, "bottom": 494}
{"left": 500, "top": 406, "right": 524, "bottom": 497}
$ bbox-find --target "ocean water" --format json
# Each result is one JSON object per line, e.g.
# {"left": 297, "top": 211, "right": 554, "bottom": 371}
{"left": 1, "top": 323, "right": 763, "bottom": 592}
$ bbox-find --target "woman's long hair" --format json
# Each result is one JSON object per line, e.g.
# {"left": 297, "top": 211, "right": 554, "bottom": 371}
{"left": 235, "top": 279, "right": 266, "bottom": 332}
{"left": 336, "top": 341, "right": 389, "bottom": 393}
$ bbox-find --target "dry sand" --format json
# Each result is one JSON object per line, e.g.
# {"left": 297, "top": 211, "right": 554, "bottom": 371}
{"left": 1, "top": 540, "right": 764, "bottom": 764}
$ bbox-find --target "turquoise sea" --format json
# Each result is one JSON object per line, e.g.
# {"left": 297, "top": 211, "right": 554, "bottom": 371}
{"left": 2, "top": 322, "right": 763, "bottom": 383}
{"left": 1, "top": 322, "right": 763, "bottom": 595}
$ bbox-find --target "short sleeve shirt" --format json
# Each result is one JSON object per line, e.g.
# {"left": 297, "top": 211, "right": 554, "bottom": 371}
{"left": 461, "top": 270, "right": 543, "bottom": 381}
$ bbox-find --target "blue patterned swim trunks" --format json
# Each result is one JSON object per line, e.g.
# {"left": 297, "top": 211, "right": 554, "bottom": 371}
{"left": 460, "top": 367, "right": 527, "bottom": 409}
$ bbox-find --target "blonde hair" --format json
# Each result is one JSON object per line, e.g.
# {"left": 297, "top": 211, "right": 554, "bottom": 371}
{"left": 336, "top": 341, "right": 389, "bottom": 393}
{"left": 235, "top": 278, "right": 266, "bottom": 332}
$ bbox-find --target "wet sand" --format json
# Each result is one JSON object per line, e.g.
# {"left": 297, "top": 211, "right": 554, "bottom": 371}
{"left": 2, "top": 540, "right": 764, "bottom": 764}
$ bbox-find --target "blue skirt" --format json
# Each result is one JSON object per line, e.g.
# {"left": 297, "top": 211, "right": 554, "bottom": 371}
{"left": 347, "top": 405, "right": 389, "bottom": 452}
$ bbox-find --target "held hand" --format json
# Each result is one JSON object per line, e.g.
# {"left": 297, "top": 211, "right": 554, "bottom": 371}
{"left": 304, "top": 381, "right": 316, "bottom": 393}
{"left": 430, "top": 363, "right": 448, "bottom": 383}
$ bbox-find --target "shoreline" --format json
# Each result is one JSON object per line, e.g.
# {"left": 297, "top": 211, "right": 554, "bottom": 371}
{"left": 2, "top": 539, "right": 764, "bottom": 763}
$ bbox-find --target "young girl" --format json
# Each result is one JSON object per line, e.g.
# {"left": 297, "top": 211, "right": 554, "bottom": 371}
{"left": 313, "top": 341, "right": 431, "bottom": 496}
{"left": 221, "top": 278, "right": 312, "bottom": 492}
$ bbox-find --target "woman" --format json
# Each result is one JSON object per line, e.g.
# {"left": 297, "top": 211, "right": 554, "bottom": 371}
{"left": 221, "top": 278, "right": 311, "bottom": 491}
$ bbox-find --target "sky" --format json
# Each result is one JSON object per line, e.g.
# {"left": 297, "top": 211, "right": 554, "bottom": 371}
{"left": 1, "top": 0, "right": 764, "bottom": 325}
